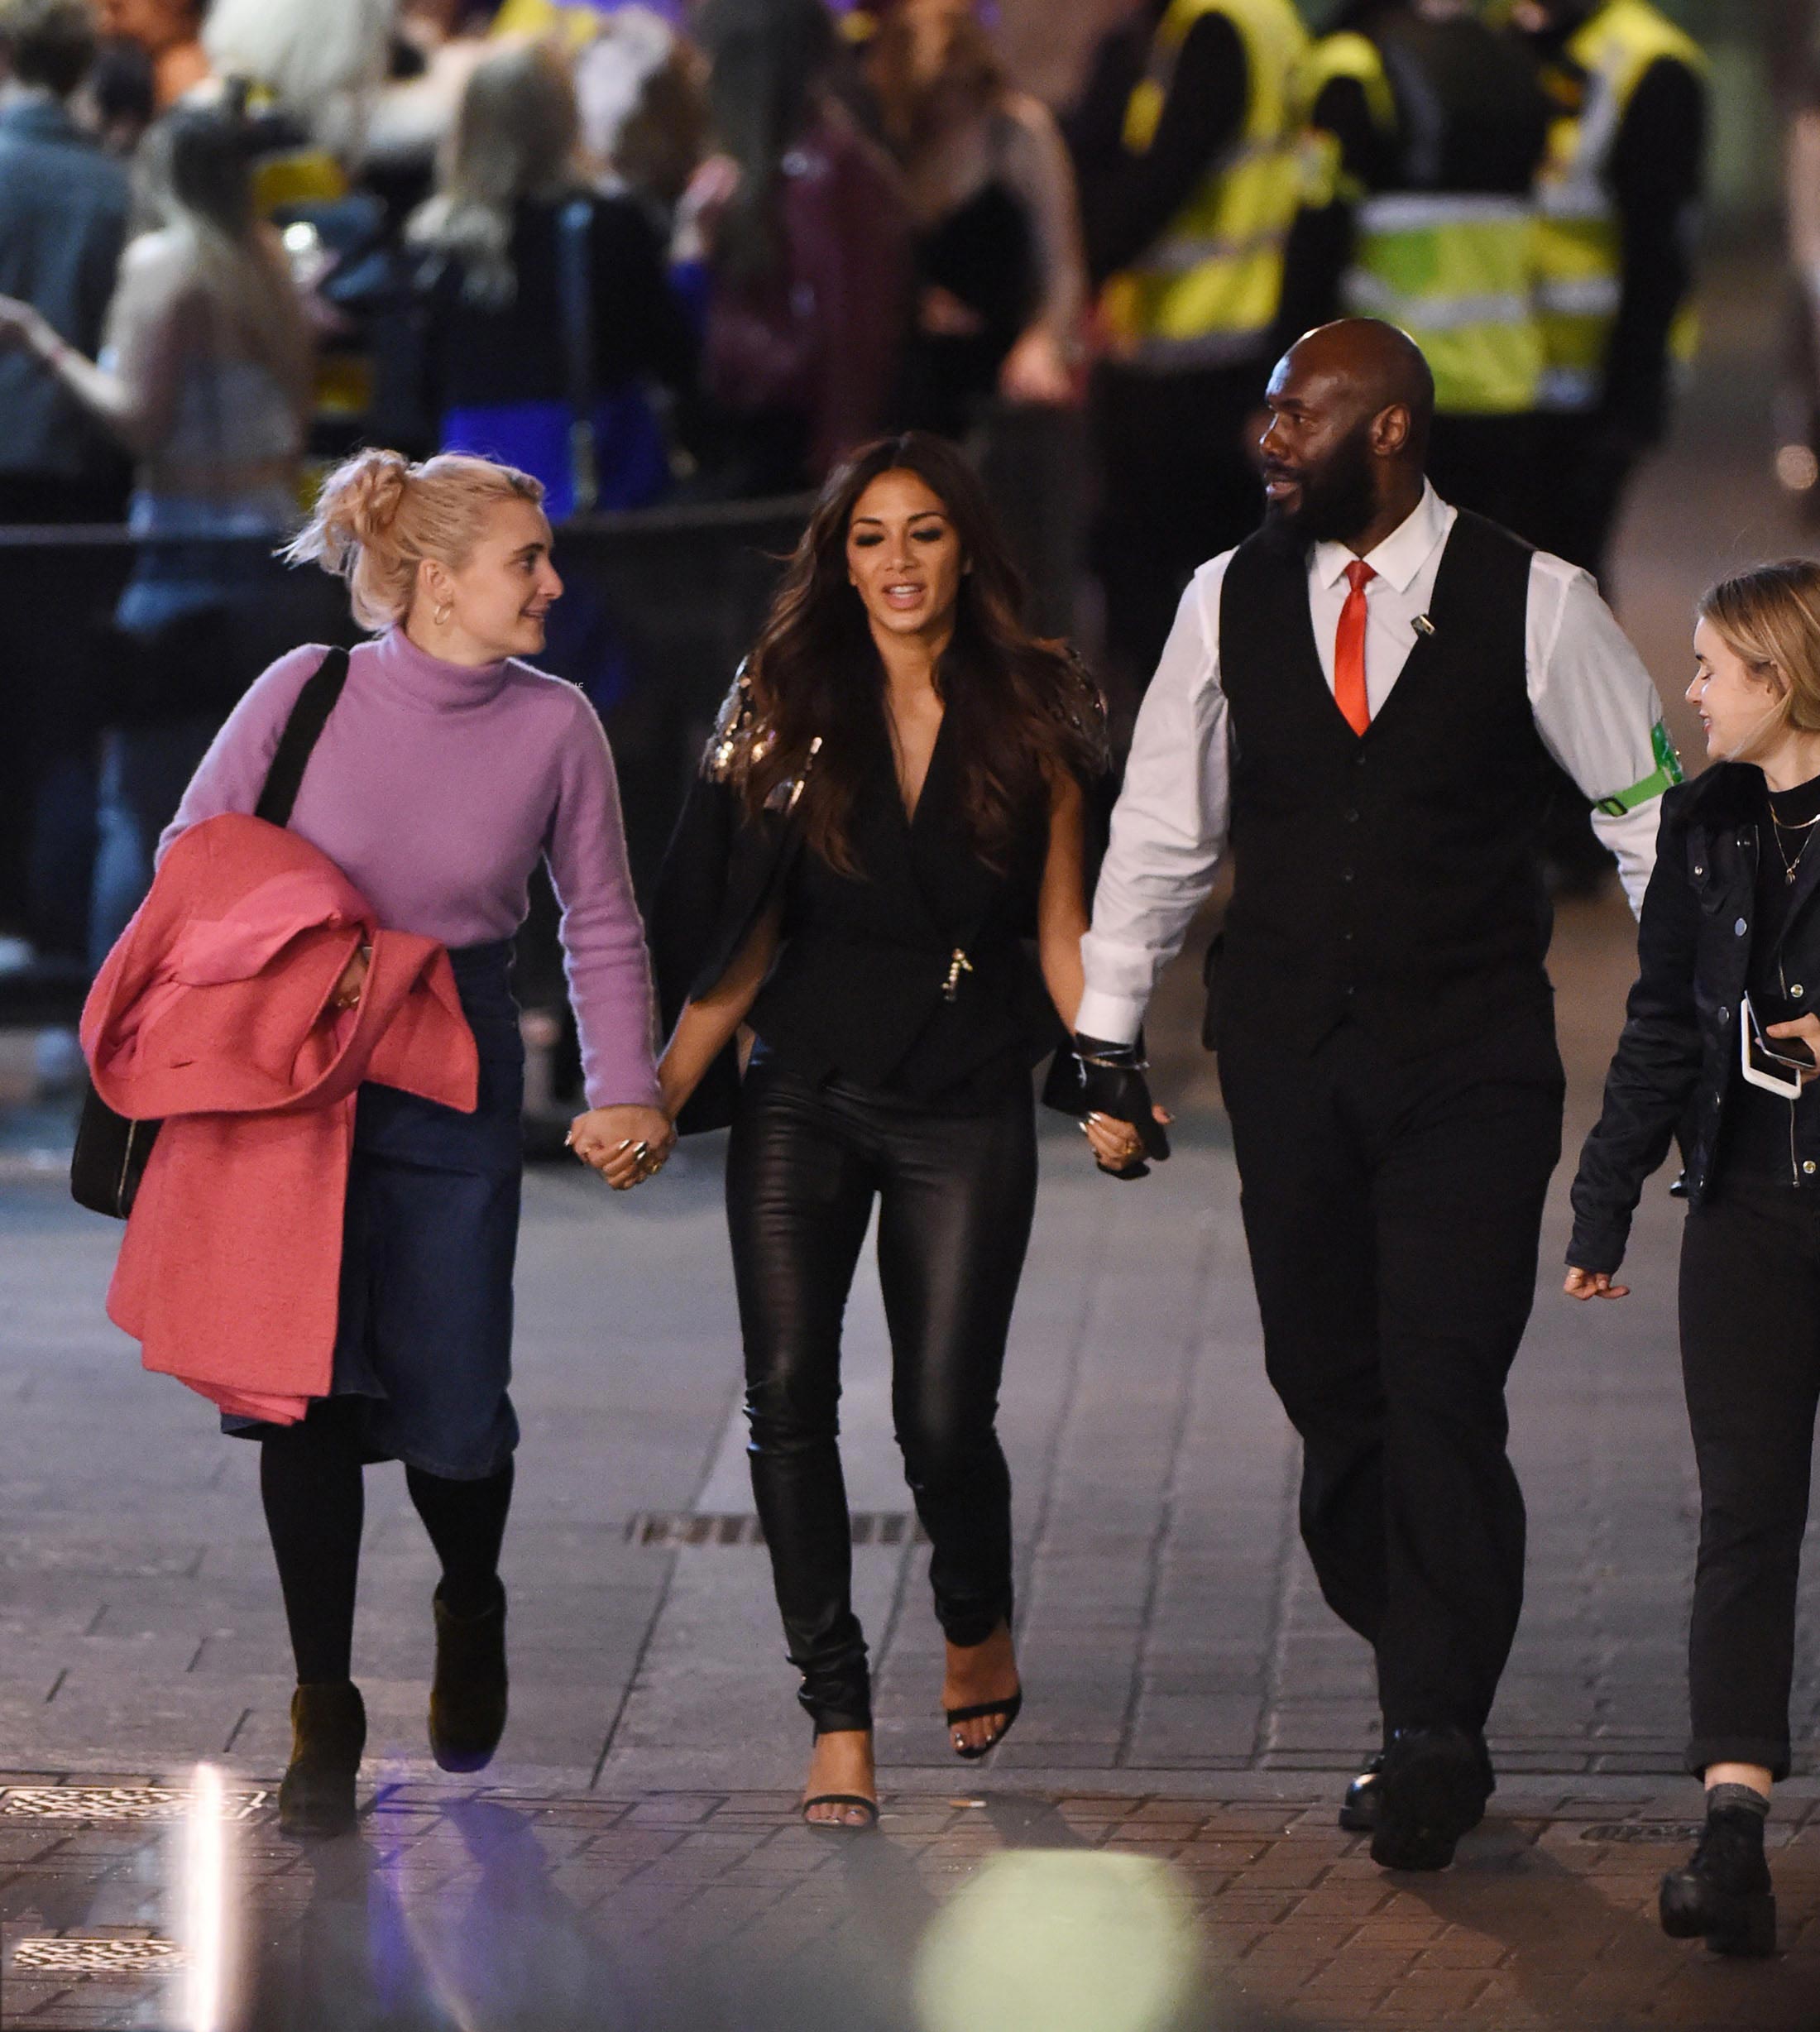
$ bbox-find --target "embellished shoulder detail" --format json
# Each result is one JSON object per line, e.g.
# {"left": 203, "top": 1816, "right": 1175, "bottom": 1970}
{"left": 702, "top": 664, "right": 778, "bottom": 785}
{"left": 702, "top": 662, "right": 824, "bottom": 813}
{"left": 1052, "top": 646, "right": 1112, "bottom": 778}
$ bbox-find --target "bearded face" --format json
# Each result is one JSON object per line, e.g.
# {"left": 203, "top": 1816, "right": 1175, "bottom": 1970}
{"left": 1261, "top": 414, "right": 1381, "bottom": 549}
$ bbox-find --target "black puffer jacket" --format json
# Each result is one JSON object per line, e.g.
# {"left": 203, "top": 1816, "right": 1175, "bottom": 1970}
{"left": 1569, "top": 763, "right": 1820, "bottom": 1274}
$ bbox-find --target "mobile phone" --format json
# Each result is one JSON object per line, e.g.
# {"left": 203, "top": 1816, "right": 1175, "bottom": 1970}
{"left": 1742, "top": 993, "right": 1813, "bottom": 1097}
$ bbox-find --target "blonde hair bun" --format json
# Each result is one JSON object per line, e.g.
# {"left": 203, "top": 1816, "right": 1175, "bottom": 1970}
{"left": 328, "top": 448, "right": 411, "bottom": 551}
{"left": 287, "top": 448, "right": 544, "bottom": 631}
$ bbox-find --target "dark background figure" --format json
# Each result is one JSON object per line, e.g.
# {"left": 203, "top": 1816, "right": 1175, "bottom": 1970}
{"left": 0, "top": 0, "right": 132, "bottom": 525}
{"left": 92, "top": 0, "right": 206, "bottom": 110}
{"left": 74, "top": 28, "right": 154, "bottom": 155}
{"left": 405, "top": 37, "right": 700, "bottom": 519}
{"left": 682, "top": 0, "right": 913, "bottom": 497}
{"left": 0, "top": 0, "right": 132, "bottom": 966}
{"left": 0, "top": 101, "right": 318, "bottom": 965}
{"left": 1517, "top": 0, "right": 1708, "bottom": 587}
{"left": 572, "top": 3, "right": 710, "bottom": 230}
{"left": 864, "top": 0, "right": 1086, "bottom": 443}
{"left": 1286, "top": 0, "right": 1553, "bottom": 539}
{"left": 1065, "top": 0, "right": 1308, "bottom": 705}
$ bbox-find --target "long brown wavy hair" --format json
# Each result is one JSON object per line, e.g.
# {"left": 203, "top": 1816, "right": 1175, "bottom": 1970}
{"left": 740, "top": 432, "right": 1107, "bottom": 874}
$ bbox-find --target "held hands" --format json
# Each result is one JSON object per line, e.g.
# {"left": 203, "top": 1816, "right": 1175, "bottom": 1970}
{"left": 1564, "top": 1268, "right": 1631, "bottom": 1302}
{"left": 568, "top": 1104, "right": 675, "bottom": 1191}
{"left": 1083, "top": 1105, "right": 1174, "bottom": 1174}
{"left": 1055, "top": 1034, "right": 1173, "bottom": 1180}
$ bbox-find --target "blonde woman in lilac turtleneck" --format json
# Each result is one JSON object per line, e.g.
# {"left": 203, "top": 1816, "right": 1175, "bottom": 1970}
{"left": 160, "top": 448, "right": 673, "bottom": 1838}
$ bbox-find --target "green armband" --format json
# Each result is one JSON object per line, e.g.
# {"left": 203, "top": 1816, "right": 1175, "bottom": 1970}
{"left": 1593, "top": 724, "right": 1683, "bottom": 818}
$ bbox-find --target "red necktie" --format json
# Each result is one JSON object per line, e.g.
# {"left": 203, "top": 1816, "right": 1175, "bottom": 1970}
{"left": 1334, "top": 558, "right": 1376, "bottom": 736}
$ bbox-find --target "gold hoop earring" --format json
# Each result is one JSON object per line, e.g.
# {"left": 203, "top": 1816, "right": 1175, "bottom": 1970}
{"left": 433, "top": 602, "right": 453, "bottom": 628}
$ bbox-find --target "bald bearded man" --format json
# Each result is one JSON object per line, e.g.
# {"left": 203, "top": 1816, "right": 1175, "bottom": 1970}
{"left": 1068, "top": 320, "right": 1676, "bottom": 1871}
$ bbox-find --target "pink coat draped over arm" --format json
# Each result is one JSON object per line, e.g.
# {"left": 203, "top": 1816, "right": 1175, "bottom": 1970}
{"left": 81, "top": 814, "right": 480, "bottom": 1425}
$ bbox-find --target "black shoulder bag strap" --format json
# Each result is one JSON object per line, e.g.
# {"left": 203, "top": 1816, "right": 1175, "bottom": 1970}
{"left": 256, "top": 645, "right": 352, "bottom": 823}
{"left": 71, "top": 645, "right": 353, "bottom": 1218}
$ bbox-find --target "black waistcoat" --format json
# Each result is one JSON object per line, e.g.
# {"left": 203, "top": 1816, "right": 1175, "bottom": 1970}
{"left": 746, "top": 702, "right": 1059, "bottom": 1099}
{"left": 1215, "top": 510, "right": 1553, "bottom": 1058}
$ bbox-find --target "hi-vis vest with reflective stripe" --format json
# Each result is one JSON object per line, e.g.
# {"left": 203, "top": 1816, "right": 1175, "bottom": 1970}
{"left": 1533, "top": 0, "right": 1706, "bottom": 412}
{"left": 1100, "top": 0, "right": 1310, "bottom": 371}
{"left": 1305, "top": 32, "right": 1545, "bottom": 417}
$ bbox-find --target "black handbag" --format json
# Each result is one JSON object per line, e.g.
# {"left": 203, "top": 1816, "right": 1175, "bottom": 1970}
{"left": 70, "top": 647, "right": 352, "bottom": 1218}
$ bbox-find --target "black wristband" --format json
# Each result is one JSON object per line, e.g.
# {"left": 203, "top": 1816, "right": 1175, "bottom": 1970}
{"left": 1072, "top": 1032, "right": 1146, "bottom": 1070}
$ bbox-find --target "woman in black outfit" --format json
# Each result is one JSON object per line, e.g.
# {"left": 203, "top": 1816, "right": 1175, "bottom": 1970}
{"left": 653, "top": 432, "right": 1118, "bottom": 1828}
{"left": 406, "top": 39, "right": 697, "bottom": 514}
{"left": 1567, "top": 560, "right": 1820, "bottom": 1958}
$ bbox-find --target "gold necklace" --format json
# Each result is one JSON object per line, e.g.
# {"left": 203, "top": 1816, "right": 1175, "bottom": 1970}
{"left": 1770, "top": 812, "right": 1820, "bottom": 885}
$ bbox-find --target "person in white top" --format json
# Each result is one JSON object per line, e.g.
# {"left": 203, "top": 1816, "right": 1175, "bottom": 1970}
{"left": 1066, "top": 319, "right": 1677, "bottom": 1873}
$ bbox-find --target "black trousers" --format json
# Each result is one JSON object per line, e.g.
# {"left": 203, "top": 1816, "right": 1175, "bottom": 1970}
{"left": 726, "top": 1064, "right": 1037, "bottom": 1734}
{"left": 1680, "top": 1176, "right": 1820, "bottom": 1781}
{"left": 1219, "top": 1015, "right": 1564, "bottom": 1738}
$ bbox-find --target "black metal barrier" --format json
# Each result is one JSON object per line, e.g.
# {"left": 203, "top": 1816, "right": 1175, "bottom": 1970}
{"left": 0, "top": 496, "right": 812, "bottom": 1032}
{"left": 0, "top": 403, "right": 1088, "bottom": 1049}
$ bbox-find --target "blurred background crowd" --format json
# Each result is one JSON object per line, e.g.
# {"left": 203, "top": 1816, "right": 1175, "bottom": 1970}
{"left": 0, "top": 0, "right": 1802, "bottom": 1119}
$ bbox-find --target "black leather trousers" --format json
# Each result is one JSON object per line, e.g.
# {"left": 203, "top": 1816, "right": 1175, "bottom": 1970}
{"left": 726, "top": 1064, "right": 1037, "bottom": 1734}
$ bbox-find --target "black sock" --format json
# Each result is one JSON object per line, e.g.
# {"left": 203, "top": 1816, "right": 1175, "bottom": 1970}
{"left": 260, "top": 1402, "right": 366, "bottom": 1684}
{"left": 405, "top": 1460, "right": 514, "bottom": 1617}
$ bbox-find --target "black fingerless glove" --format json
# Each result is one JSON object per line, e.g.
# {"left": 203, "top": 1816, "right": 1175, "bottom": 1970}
{"left": 1041, "top": 1033, "right": 1171, "bottom": 1180}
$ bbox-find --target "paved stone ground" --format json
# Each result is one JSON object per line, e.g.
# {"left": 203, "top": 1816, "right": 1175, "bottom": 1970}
{"left": 2, "top": 257, "right": 1819, "bottom": 2028}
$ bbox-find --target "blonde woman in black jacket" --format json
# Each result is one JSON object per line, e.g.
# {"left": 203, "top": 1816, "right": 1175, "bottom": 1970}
{"left": 1568, "top": 559, "right": 1820, "bottom": 1959}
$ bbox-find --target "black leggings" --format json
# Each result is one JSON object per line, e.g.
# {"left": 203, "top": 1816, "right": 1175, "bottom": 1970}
{"left": 260, "top": 1399, "right": 515, "bottom": 1685}
{"left": 726, "top": 1066, "right": 1037, "bottom": 1734}
{"left": 1680, "top": 1177, "right": 1820, "bottom": 1780}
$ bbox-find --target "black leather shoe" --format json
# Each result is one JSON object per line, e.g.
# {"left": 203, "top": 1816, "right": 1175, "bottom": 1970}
{"left": 278, "top": 1680, "right": 366, "bottom": 1839}
{"left": 1370, "top": 1725, "right": 1489, "bottom": 1871}
{"left": 1339, "top": 1756, "right": 1384, "bottom": 1833}
{"left": 429, "top": 1581, "right": 509, "bottom": 1773}
{"left": 1660, "top": 1807, "right": 1777, "bottom": 1958}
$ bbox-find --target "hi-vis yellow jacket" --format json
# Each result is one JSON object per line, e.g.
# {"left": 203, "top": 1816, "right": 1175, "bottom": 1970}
{"left": 1303, "top": 31, "right": 1544, "bottom": 418}
{"left": 1532, "top": 0, "right": 1706, "bottom": 412}
{"left": 1100, "top": 0, "right": 1310, "bottom": 371}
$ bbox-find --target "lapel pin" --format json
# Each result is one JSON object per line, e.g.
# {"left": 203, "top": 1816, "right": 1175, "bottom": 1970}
{"left": 1413, "top": 615, "right": 1437, "bottom": 639}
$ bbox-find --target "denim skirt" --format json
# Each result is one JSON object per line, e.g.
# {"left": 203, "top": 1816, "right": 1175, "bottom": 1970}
{"left": 225, "top": 942, "right": 524, "bottom": 1478}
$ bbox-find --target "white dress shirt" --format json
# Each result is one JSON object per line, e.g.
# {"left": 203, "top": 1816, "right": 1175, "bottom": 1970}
{"left": 1077, "top": 485, "right": 1674, "bottom": 1045}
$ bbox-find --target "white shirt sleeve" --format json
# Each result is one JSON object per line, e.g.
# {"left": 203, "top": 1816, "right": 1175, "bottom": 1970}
{"left": 1078, "top": 563, "right": 1233, "bottom": 1043}
{"left": 1525, "top": 555, "right": 1678, "bottom": 919}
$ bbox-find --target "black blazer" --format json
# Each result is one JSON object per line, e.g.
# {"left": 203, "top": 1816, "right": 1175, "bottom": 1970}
{"left": 651, "top": 665, "right": 1104, "bottom": 1133}
{"left": 1569, "top": 763, "right": 1820, "bottom": 1274}
{"left": 649, "top": 673, "right": 806, "bottom": 1135}
{"left": 744, "top": 697, "right": 1058, "bottom": 1102}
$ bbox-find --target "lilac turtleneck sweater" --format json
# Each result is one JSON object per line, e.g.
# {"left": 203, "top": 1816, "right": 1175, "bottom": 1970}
{"left": 161, "top": 627, "right": 662, "bottom": 1109}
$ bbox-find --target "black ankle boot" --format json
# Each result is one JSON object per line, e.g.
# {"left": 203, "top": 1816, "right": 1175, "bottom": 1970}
{"left": 428, "top": 1581, "right": 508, "bottom": 1773}
{"left": 1660, "top": 1805, "right": 1777, "bottom": 1958}
{"left": 278, "top": 1680, "right": 366, "bottom": 1839}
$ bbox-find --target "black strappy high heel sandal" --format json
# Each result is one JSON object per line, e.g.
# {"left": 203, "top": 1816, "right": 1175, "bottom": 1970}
{"left": 946, "top": 1688, "right": 1023, "bottom": 1761}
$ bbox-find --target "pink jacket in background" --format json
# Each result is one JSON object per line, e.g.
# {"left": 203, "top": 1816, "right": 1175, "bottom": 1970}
{"left": 82, "top": 814, "right": 478, "bottom": 1425}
